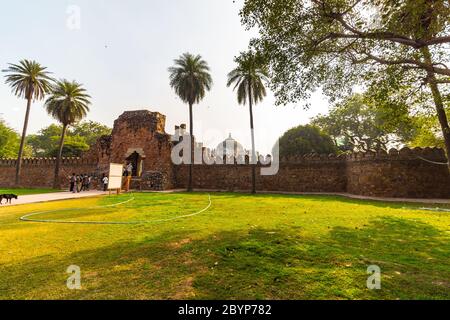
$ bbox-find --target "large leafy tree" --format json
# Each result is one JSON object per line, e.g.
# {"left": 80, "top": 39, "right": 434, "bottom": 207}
{"left": 312, "top": 93, "right": 415, "bottom": 152}
{"left": 0, "top": 119, "right": 32, "bottom": 158}
{"left": 27, "top": 122, "right": 111, "bottom": 157}
{"left": 44, "top": 80, "right": 91, "bottom": 188}
{"left": 279, "top": 125, "right": 337, "bottom": 157}
{"left": 227, "top": 51, "right": 269, "bottom": 194}
{"left": 2, "top": 59, "right": 54, "bottom": 185}
{"left": 27, "top": 124, "right": 63, "bottom": 157}
{"left": 241, "top": 0, "right": 450, "bottom": 170}
{"left": 48, "top": 136, "right": 90, "bottom": 157}
{"left": 71, "top": 120, "right": 111, "bottom": 146}
{"left": 168, "top": 53, "right": 213, "bottom": 192}
{"left": 408, "top": 114, "right": 446, "bottom": 149}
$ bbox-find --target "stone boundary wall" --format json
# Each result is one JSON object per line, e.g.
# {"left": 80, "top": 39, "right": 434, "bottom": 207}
{"left": 174, "top": 156, "right": 347, "bottom": 193}
{"left": 1, "top": 147, "right": 449, "bottom": 198}
{"left": 0, "top": 157, "right": 95, "bottom": 167}
{"left": 346, "top": 147, "right": 450, "bottom": 198}
{"left": 0, "top": 157, "right": 99, "bottom": 189}
{"left": 174, "top": 147, "right": 450, "bottom": 199}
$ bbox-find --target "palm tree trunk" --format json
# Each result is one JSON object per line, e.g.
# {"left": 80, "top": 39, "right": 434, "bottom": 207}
{"left": 421, "top": 47, "right": 450, "bottom": 172}
{"left": 15, "top": 96, "right": 32, "bottom": 186}
{"left": 248, "top": 83, "right": 257, "bottom": 194}
{"left": 188, "top": 102, "right": 194, "bottom": 192}
{"left": 53, "top": 124, "right": 67, "bottom": 189}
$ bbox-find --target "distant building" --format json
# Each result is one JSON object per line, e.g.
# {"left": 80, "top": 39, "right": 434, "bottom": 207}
{"left": 215, "top": 134, "right": 246, "bottom": 158}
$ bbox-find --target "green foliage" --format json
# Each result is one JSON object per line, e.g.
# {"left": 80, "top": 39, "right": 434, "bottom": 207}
{"left": 45, "top": 80, "right": 91, "bottom": 127}
{"left": 27, "top": 124, "right": 62, "bottom": 156}
{"left": 227, "top": 51, "right": 269, "bottom": 106}
{"left": 278, "top": 125, "right": 337, "bottom": 156}
{"left": 49, "top": 136, "right": 90, "bottom": 157}
{"left": 27, "top": 121, "right": 110, "bottom": 157}
{"left": 0, "top": 119, "right": 32, "bottom": 158}
{"left": 168, "top": 53, "right": 213, "bottom": 106}
{"left": 240, "top": 0, "right": 450, "bottom": 106}
{"left": 0, "top": 119, "right": 21, "bottom": 158}
{"left": 2, "top": 59, "right": 54, "bottom": 101}
{"left": 312, "top": 93, "right": 415, "bottom": 152}
{"left": 408, "top": 115, "right": 445, "bottom": 148}
{"left": 71, "top": 120, "right": 111, "bottom": 146}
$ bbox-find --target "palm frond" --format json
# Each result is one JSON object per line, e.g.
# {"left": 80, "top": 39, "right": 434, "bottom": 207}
{"left": 227, "top": 51, "right": 269, "bottom": 107}
{"left": 44, "top": 80, "right": 91, "bottom": 126}
{"left": 168, "top": 52, "right": 213, "bottom": 105}
{"left": 2, "top": 59, "right": 54, "bottom": 101}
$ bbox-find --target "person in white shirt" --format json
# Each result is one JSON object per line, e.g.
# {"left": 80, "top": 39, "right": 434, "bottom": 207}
{"left": 102, "top": 174, "right": 109, "bottom": 191}
{"left": 126, "top": 162, "right": 133, "bottom": 176}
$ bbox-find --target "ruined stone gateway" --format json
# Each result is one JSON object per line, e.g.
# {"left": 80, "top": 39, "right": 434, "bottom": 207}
{"left": 0, "top": 109, "right": 449, "bottom": 199}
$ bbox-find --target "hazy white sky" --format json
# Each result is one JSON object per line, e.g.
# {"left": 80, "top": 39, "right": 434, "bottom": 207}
{"left": 0, "top": 0, "right": 330, "bottom": 154}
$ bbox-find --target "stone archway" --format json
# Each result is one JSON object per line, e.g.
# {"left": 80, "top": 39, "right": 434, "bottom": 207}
{"left": 125, "top": 148, "right": 146, "bottom": 177}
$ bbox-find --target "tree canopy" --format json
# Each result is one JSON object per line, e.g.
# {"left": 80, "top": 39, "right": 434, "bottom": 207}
{"left": 241, "top": 0, "right": 450, "bottom": 104}
{"left": 45, "top": 80, "right": 90, "bottom": 127}
{"left": 168, "top": 53, "right": 213, "bottom": 106}
{"left": 312, "top": 93, "right": 415, "bottom": 152}
{"left": 278, "top": 125, "right": 337, "bottom": 157}
{"left": 0, "top": 119, "right": 32, "bottom": 158}
{"left": 27, "top": 121, "right": 111, "bottom": 157}
{"left": 3, "top": 59, "right": 53, "bottom": 101}
{"left": 241, "top": 0, "right": 450, "bottom": 168}
{"left": 227, "top": 51, "right": 269, "bottom": 106}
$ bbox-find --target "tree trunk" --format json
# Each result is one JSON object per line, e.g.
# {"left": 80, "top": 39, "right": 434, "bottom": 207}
{"left": 53, "top": 124, "right": 67, "bottom": 189}
{"left": 248, "top": 83, "right": 257, "bottom": 194}
{"left": 188, "top": 102, "right": 194, "bottom": 192}
{"left": 421, "top": 47, "right": 450, "bottom": 172}
{"left": 15, "top": 96, "right": 33, "bottom": 186}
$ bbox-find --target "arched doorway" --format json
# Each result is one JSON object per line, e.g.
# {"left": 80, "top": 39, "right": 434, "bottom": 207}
{"left": 125, "top": 148, "right": 145, "bottom": 177}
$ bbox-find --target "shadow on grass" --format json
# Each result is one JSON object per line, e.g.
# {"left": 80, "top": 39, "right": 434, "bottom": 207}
{"left": 0, "top": 217, "right": 448, "bottom": 300}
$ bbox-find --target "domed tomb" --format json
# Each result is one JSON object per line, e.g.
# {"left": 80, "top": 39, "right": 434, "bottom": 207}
{"left": 215, "top": 134, "right": 245, "bottom": 157}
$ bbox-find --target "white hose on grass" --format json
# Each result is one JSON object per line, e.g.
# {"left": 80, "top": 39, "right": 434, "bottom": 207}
{"left": 19, "top": 194, "right": 212, "bottom": 225}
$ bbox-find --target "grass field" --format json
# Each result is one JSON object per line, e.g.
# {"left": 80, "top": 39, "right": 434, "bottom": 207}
{"left": 0, "top": 192, "right": 449, "bottom": 300}
{"left": 0, "top": 188, "right": 60, "bottom": 196}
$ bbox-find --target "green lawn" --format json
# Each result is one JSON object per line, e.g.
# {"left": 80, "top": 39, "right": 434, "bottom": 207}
{"left": 0, "top": 192, "right": 448, "bottom": 300}
{"left": 0, "top": 188, "right": 60, "bottom": 196}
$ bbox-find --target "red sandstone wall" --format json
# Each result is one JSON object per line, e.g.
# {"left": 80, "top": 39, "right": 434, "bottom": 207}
{"left": 109, "top": 111, "right": 175, "bottom": 189}
{"left": 0, "top": 158, "right": 99, "bottom": 189}
{"left": 174, "top": 158, "right": 347, "bottom": 193}
{"left": 346, "top": 148, "right": 450, "bottom": 198}
{"left": 174, "top": 148, "right": 450, "bottom": 199}
{"left": 1, "top": 147, "right": 449, "bottom": 199}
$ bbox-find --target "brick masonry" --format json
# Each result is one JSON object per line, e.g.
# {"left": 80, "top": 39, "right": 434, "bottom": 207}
{"left": 0, "top": 110, "right": 449, "bottom": 198}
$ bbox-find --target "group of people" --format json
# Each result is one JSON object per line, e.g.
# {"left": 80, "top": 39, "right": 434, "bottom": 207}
{"left": 68, "top": 162, "right": 134, "bottom": 193}
{"left": 69, "top": 174, "right": 93, "bottom": 193}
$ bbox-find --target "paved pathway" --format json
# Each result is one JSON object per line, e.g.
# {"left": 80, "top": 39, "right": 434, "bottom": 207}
{"left": 1, "top": 191, "right": 108, "bottom": 207}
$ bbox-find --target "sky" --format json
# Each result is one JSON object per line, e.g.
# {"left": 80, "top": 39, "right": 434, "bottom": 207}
{"left": 0, "top": 0, "right": 330, "bottom": 154}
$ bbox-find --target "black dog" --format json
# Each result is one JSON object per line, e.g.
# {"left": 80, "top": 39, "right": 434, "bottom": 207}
{"left": 0, "top": 194, "right": 18, "bottom": 205}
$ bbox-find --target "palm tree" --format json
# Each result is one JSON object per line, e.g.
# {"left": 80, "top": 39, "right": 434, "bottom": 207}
{"left": 45, "top": 80, "right": 91, "bottom": 189}
{"left": 227, "top": 51, "right": 269, "bottom": 194}
{"left": 168, "top": 53, "right": 213, "bottom": 192}
{"left": 2, "top": 59, "right": 54, "bottom": 185}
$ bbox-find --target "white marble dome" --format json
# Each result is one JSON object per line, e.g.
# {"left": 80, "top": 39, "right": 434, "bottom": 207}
{"left": 216, "top": 134, "right": 245, "bottom": 157}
